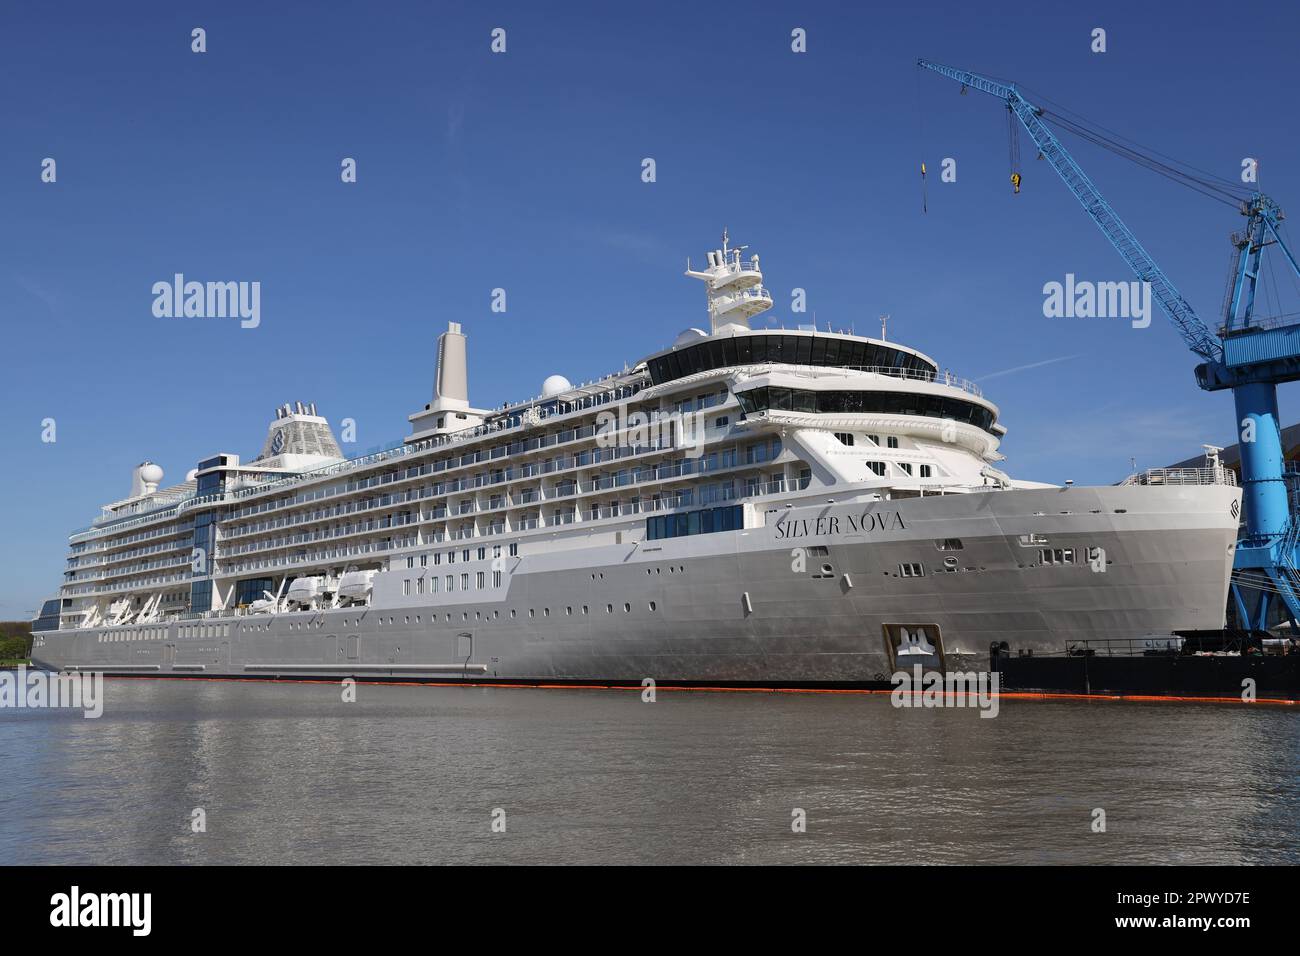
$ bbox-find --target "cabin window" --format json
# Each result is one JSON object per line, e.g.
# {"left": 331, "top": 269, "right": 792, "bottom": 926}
{"left": 920, "top": 465, "right": 932, "bottom": 478}
{"left": 866, "top": 461, "right": 886, "bottom": 477}
{"left": 887, "top": 436, "right": 900, "bottom": 449}
{"left": 833, "top": 432, "right": 855, "bottom": 446}
{"left": 899, "top": 562, "right": 925, "bottom": 577}
{"left": 1040, "top": 548, "right": 1077, "bottom": 565}
{"left": 935, "top": 539, "right": 964, "bottom": 551}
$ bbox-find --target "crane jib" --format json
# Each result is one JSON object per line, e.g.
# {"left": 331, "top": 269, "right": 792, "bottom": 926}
{"left": 917, "top": 59, "right": 1224, "bottom": 363}
{"left": 918, "top": 56, "right": 1300, "bottom": 632}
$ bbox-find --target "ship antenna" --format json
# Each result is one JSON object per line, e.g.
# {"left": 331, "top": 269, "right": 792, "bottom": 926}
{"left": 880, "top": 313, "right": 890, "bottom": 341}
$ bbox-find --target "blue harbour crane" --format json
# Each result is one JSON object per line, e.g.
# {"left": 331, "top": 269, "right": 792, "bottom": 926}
{"left": 917, "top": 59, "right": 1300, "bottom": 632}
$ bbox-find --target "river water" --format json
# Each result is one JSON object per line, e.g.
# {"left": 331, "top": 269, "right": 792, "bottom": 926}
{"left": 1, "top": 678, "right": 1296, "bottom": 865}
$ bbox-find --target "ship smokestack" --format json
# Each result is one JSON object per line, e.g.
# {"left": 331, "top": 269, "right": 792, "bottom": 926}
{"left": 434, "top": 322, "right": 469, "bottom": 408}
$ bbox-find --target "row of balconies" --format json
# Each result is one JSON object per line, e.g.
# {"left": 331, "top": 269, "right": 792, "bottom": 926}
{"left": 71, "top": 552, "right": 194, "bottom": 586}
{"left": 90, "top": 534, "right": 195, "bottom": 570}
{"left": 61, "top": 568, "right": 192, "bottom": 598}
{"left": 72, "top": 518, "right": 194, "bottom": 556}
{"left": 221, "top": 437, "right": 774, "bottom": 547}
{"left": 213, "top": 474, "right": 798, "bottom": 579}
{"left": 224, "top": 398, "right": 737, "bottom": 524}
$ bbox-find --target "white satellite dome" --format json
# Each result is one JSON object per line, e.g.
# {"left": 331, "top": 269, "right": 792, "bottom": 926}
{"left": 185, "top": 468, "right": 199, "bottom": 482}
{"left": 540, "top": 374, "right": 572, "bottom": 398}
{"left": 138, "top": 462, "right": 164, "bottom": 485}
{"left": 673, "top": 327, "right": 708, "bottom": 347}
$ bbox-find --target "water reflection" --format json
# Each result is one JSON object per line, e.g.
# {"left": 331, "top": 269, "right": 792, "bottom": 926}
{"left": 1, "top": 680, "right": 1295, "bottom": 864}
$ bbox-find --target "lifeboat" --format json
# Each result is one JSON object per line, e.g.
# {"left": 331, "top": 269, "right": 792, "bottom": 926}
{"left": 337, "top": 569, "right": 378, "bottom": 606}
{"left": 286, "top": 576, "right": 325, "bottom": 608}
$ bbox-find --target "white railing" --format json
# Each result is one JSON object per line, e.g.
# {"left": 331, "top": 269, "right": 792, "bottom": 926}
{"left": 1120, "top": 467, "right": 1238, "bottom": 487}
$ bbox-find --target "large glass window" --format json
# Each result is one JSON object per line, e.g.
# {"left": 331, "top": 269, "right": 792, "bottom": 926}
{"left": 645, "top": 505, "right": 742, "bottom": 540}
{"left": 735, "top": 387, "right": 997, "bottom": 435}
{"left": 647, "top": 333, "right": 935, "bottom": 385}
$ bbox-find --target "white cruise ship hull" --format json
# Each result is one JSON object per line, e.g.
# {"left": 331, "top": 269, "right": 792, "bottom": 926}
{"left": 33, "top": 484, "right": 1240, "bottom": 686}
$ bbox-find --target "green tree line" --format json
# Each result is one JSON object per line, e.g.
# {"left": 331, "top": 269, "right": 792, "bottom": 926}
{"left": 0, "top": 622, "right": 33, "bottom": 661}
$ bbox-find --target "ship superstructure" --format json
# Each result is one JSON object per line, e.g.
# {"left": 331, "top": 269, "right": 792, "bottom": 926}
{"left": 33, "top": 236, "right": 1242, "bottom": 684}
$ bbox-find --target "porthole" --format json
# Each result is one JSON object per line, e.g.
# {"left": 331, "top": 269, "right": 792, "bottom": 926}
{"left": 649, "top": 601, "right": 657, "bottom": 611}
{"left": 566, "top": 606, "right": 573, "bottom": 616}
{"left": 623, "top": 603, "right": 631, "bottom": 613}
{"left": 510, "top": 609, "right": 516, "bottom": 619}
{"left": 606, "top": 604, "right": 614, "bottom": 614}
{"left": 529, "top": 609, "right": 535, "bottom": 618}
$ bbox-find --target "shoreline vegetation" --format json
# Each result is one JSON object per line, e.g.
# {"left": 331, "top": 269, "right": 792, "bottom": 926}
{"left": 0, "top": 622, "right": 35, "bottom": 669}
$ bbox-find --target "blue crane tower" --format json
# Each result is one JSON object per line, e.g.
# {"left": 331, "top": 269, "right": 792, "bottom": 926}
{"left": 917, "top": 59, "right": 1300, "bottom": 632}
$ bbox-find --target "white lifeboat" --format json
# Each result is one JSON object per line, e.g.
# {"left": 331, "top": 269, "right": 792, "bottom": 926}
{"left": 287, "top": 576, "right": 324, "bottom": 607}
{"left": 338, "top": 569, "right": 378, "bottom": 606}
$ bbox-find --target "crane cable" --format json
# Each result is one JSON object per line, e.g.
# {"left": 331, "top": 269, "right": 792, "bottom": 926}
{"left": 1041, "top": 111, "right": 1247, "bottom": 208}
{"left": 1013, "top": 83, "right": 1252, "bottom": 208}
{"left": 916, "top": 64, "right": 929, "bottom": 213}
{"left": 1008, "top": 105, "right": 1022, "bottom": 193}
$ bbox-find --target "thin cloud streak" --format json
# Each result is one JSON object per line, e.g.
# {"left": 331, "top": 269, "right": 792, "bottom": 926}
{"left": 977, "top": 353, "right": 1086, "bottom": 382}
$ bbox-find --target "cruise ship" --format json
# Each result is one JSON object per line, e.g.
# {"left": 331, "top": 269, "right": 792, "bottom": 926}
{"left": 31, "top": 236, "right": 1243, "bottom": 686}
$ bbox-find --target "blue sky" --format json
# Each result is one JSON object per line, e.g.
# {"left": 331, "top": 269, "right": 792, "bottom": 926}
{"left": 3, "top": 0, "right": 1300, "bottom": 615}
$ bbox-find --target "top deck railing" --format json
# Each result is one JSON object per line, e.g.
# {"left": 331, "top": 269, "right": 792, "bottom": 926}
{"left": 767, "top": 364, "right": 984, "bottom": 398}
{"left": 1119, "top": 466, "right": 1238, "bottom": 487}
